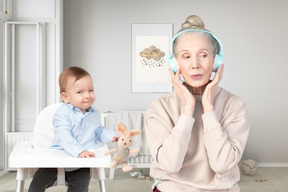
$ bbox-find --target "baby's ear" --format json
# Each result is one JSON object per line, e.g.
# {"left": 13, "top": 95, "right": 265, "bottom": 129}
{"left": 129, "top": 130, "right": 141, "bottom": 137}
{"left": 61, "top": 92, "right": 69, "bottom": 103}
{"left": 117, "top": 121, "right": 128, "bottom": 135}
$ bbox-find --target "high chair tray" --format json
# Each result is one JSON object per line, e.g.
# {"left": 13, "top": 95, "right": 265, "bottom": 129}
{"left": 9, "top": 141, "right": 111, "bottom": 168}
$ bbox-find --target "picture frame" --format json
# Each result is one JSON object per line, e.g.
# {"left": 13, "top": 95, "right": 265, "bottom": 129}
{"left": 131, "top": 23, "right": 173, "bottom": 93}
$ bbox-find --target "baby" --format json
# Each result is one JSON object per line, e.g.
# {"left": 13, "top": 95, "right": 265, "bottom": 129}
{"left": 28, "top": 66, "right": 118, "bottom": 192}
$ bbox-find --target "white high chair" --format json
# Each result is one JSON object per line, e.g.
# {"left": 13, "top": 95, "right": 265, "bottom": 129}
{"left": 9, "top": 103, "right": 111, "bottom": 192}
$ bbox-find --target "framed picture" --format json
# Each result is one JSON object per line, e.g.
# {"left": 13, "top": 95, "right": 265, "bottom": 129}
{"left": 131, "top": 24, "right": 173, "bottom": 93}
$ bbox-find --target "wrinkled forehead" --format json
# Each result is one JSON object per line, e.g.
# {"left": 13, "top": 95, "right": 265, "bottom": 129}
{"left": 176, "top": 32, "right": 213, "bottom": 52}
{"left": 173, "top": 30, "right": 219, "bottom": 56}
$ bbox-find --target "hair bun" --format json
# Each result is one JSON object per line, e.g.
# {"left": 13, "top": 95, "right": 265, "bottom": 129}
{"left": 181, "top": 15, "right": 205, "bottom": 30}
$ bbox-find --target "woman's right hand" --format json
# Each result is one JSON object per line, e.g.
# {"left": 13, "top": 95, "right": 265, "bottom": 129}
{"left": 169, "top": 68, "right": 196, "bottom": 117}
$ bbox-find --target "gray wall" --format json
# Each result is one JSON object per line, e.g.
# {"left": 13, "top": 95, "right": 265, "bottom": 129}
{"left": 64, "top": 0, "right": 288, "bottom": 165}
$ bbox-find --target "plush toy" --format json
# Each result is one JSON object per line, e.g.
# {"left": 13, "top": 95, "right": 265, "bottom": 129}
{"left": 104, "top": 121, "right": 142, "bottom": 172}
{"left": 240, "top": 159, "right": 257, "bottom": 175}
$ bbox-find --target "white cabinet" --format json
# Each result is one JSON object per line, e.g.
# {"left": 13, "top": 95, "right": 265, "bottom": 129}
{"left": 2, "top": 0, "right": 63, "bottom": 171}
{"left": 0, "top": 18, "right": 4, "bottom": 174}
{"left": 0, "top": 0, "right": 11, "bottom": 175}
{"left": 0, "top": 0, "right": 12, "bottom": 18}
{"left": 0, "top": 0, "right": 3, "bottom": 14}
{"left": 4, "top": 22, "right": 45, "bottom": 133}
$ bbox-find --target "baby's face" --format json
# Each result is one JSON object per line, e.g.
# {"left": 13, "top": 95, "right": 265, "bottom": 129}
{"left": 62, "top": 75, "right": 95, "bottom": 113}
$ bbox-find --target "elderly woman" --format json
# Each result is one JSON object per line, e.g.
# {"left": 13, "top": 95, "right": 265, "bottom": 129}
{"left": 145, "top": 15, "right": 250, "bottom": 192}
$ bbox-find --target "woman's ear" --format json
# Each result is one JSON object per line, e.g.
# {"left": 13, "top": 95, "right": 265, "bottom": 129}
{"left": 61, "top": 92, "right": 70, "bottom": 103}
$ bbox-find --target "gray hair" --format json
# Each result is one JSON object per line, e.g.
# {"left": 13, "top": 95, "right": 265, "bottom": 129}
{"left": 172, "top": 30, "right": 221, "bottom": 58}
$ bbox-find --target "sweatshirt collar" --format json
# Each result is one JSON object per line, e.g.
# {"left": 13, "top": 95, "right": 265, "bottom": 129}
{"left": 188, "top": 86, "right": 222, "bottom": 101}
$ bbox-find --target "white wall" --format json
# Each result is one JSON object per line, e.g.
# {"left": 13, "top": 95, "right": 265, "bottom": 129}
{"left": 64, "top": 0, "right": 288, "bottom": 165}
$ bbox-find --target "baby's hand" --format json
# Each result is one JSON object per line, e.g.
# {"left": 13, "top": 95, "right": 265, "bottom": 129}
{"left": 112, "top": 135, "right": 120, "bottom": 142}
{"left": 78, "top": 150, "right": 95, "bottom": 158}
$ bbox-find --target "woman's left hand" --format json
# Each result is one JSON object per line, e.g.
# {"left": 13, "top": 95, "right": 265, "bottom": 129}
{"left": 202, "top": 64, "right": 224, "bottom": 113}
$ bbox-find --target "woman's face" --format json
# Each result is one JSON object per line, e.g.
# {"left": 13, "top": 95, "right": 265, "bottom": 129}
{"left": 175, "top": 32, "right": 214, "bottom": 88}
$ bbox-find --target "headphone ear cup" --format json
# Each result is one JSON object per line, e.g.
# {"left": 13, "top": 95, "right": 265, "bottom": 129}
{"left": 213, "top": 54, "right": 222, "bottom": 72}
{"left": 213, "top": 55, "right": 218, "bottom": 72}
{"left": 169, "top": 57, "right": 179, "bottom": 73}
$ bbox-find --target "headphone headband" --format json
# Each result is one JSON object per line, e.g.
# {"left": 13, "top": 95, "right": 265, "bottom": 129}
{"left": 168, "top": 28, "right": 223, "bottom": 72}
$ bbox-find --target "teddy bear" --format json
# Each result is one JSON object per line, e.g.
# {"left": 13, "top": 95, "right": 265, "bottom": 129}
{"left": 104, "top": 121, "right": 142, "bottom": 172}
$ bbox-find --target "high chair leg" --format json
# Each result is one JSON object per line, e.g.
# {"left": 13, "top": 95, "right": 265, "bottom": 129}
{"left": 109, "top": 167, "right": 115, "bottom": 180}
{"left": 99, "top": 180, "right": 106, "bottom": 192}
{"left": 16, "top": 180, "right": 24, "bottom": 192}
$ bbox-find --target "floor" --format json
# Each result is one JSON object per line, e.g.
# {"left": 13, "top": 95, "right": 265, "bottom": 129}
{"left": 0, "top": 168, "right": 288, "bottom": 192}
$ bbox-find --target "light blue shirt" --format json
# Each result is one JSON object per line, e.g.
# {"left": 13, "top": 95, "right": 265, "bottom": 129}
{"left": 51, "top": 103, "right": 117, "bottom": 157}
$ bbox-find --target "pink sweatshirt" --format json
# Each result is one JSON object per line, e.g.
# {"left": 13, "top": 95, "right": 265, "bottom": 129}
{"left": 145, "top": 87, "right": 250, "bottom": 192}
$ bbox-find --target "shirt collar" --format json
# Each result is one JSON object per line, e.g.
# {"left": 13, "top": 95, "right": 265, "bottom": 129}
{"left": 65, "top": 103, "right": 93, "bottom": 114}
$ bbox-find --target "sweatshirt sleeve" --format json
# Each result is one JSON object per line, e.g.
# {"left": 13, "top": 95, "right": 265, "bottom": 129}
{"left": 202, "top": 100, "right": 250, "bottom": 174}
{"left": 145, "top": 110, "right": 195, "bottom": 173}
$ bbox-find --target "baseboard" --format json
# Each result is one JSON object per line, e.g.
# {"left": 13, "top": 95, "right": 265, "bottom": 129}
{"left": 257, "top": 163, "right": 288, "bottom": 167}
{"left": 0, "top": 171, "right": 9, "bottom": 177}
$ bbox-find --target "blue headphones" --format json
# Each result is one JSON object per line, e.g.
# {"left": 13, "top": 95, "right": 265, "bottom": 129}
{"left": 168, "top": 29, "right": 223, "bottom": 73}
